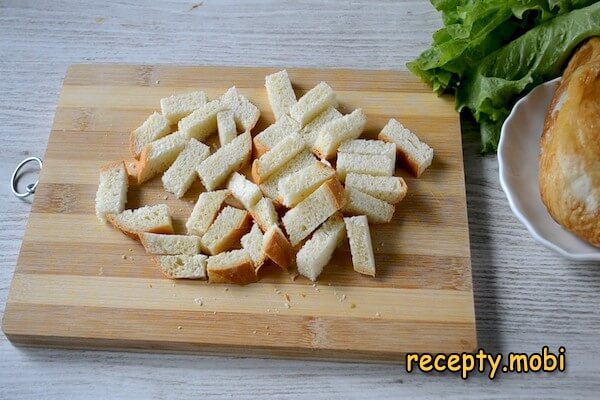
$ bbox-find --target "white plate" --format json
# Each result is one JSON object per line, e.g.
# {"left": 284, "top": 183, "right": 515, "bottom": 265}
{"left": 498, "top": 78, "right": 600, "bottom": 261}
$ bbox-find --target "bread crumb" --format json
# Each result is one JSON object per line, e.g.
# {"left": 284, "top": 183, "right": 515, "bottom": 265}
{"left": 327, "top": 283, "right": 331, "bottom": 286}
{"left": 97, "top": 267, "right": 103, "bottom": 276}
{"left": 128, "top": 248, "right": 133, "bottom": 252}
{"left": 149, "top": 283, "right": 153, "bottom": 288}
{"left": 156, "top": 80, "right": 160, "bottom": 84}
{"left": 265, "top": 325, "right": 269, "bottom": 329}
{"left": 266, "top": 308, "right": 270, "bottom": 312}
{"left": 290, "top": 273, "right": 298, "bottom": 281}
{"left": 177, "top": 326, "right": 182, "bottom": 330}
{"left": 194, "top": 298, "right": 203, "bottom": 305}
{"left": 314, "top": 287, "right": 319, "bottom": 292}
{"left": 312, "top": 283, "right": 317, "bottom": 288}
{"left": 341, "top": 294, "right": 346, "bottom": 300}
{"left": 266, "top": 332, "right": 270, "bottom": 336}
{"left": 300, "top": 293, "right": 306, "bottom": 298}
{"left": 224, "top": 287, "right": 229, "bottom": 292}
{"left": 121, "top": 255, "right": 127, "bottom": 260}
{"left": 375, "top": 312, "right": 381, "bottom": 317}
{"left": 284, "top": 303, "right": 290, "bottom": 309}
{"left": 284, "top": 293, "right": 290, "bottom": 302}
{"left": 163, "top": 195, "right": 168, "bottom": 200}
{"left": 274, "top": 288, "right": 281, "bottom": 294}
{"left": 253, "top": 330, "right": 257, "bottom": 334}
{"left": 350, "top": 303, "right": 357, "bottom": 309}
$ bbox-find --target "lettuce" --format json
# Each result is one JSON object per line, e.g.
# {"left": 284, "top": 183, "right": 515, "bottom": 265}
{"left": 457, "top": 2, "right": 600, "bottom": 152}
{"left": 408, "top": 0, "right": 599, "bottom": 152}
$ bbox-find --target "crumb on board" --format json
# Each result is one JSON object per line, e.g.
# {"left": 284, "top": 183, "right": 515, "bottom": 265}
{"left": 156, "top": 80, "right": 160, "bottom": 84}
{"left": 129, "top": 248, "right": 133, "bottom": 252}
{"left": 375, "top": 312, "right": 381, "bottom": 318}
{"left": 300, "top": 293, "right": 306, "bottom": 298}
{"left": 121, "top": 255, "right": 127, "bottom": 260}
{"left": 149, "top": 283, "right": 153, "bottom": 288}
{"left": 194, "top": 298, "right": 203, "bottom": 305}
{"left": 284, "top": 303, "right": 290, "bottom": 309}
{"left": 177, "top": 326, "right": 182, "bottom": 330}
{"left": 266, "top": 332, "right": 270, "bottom": 336}
{"left": 290, "top": 273, "right": 298, "bottom": 281}
{"left": 213, "top": 311, "right": 216, "bottom": 315}
{"left": 253, "top": 330, "right": 257, "bottom": 334}
{"left": 265, "top": 325, "right": 269, "bottom": 329}
{"left": 351, "top": 303, "right": 357, "bottom": 309}
{"left": 274, "top": 288, "right": 281, "bottom": 294}
{"left": 342, "top": 294, "right": 346, "bottom": 300}
{"left": 284, "top": 293, "right": 290, "bottom": 302}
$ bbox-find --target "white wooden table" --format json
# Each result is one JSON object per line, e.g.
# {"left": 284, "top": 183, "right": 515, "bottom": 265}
{"left": 1, "top": 1, "right": 598, "bottom": 398}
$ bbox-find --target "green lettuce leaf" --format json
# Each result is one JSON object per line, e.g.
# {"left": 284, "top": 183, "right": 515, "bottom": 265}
{"left": 456, "top": 2, "right": 600, "bottom": 152}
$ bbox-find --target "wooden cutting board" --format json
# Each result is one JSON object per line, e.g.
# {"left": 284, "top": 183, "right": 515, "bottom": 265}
{"left": 2, "top": 64, "right": 476, "bottom": 362}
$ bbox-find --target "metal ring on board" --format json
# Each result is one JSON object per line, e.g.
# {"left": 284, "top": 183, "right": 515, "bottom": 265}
{"left": 11, "top": 157, "right": 43, "bottom": 198}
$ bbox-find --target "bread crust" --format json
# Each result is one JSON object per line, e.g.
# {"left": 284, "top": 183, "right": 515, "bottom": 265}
{"left": 377, "top": 131, "right": 422, "bottom": 177}
{"left": 208, "top": 258, "right": 257, "bottom": 285}
{"left": 252, "top": 136, "right": 271, "bottom": 159}
{"left": 263, "top": 226, "right": 293, "bottom": 270}
{"left": 323, "top": 177, "right": 346, "bottom": 210}
{"left": 539, "top": 37, "right": 600, "bottom": 247}
{"left": 106, "top": 214, "right": 174, "bottom": 241}
{"left": 251, "top": 159, "right": 263, "bottom": 183}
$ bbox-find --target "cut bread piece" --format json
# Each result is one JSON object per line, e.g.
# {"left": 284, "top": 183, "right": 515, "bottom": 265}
{"left": 124, "top": 160, "right": 139, "bottom": 185}
{"left": 259, "top": 150, "right": 317, "bottom": 201}
{"left": 162, "top": 139, "right": 210, "bottom": 198}
{"left": 201, "top": 206, "right": 251, "bottom": 255}
{"left": 227, "top": 172, "right": 262, "bottom": 210}
{"left": 344, "top": 216, "right": 376, "bottom": 277}
{"left": 186, "top": 190, "right": 230, "bottom": 236}
{"left": 107, "top": 204, "right": 173, "bottom": 240}
{"left": 253, "top": 115, "right": 301, "bottom": 157}
{"left": 345, "top": 173, "right": 407, "bottom": 204}
{"left": 249, "top": 197, "right": 279, "bottom": 232}
{"left": 378, "top": 118, "right": 433, "bottom": 177}
{"left": 130, "top": 112, "right": 171, "bottom": 159}
{"left": 220, "top": 87, "right": 260, "bottom": 132}
{"left": 160, "top": 91, "right": 208, "bottom": 124}
{"left": 343, "top": 187, "right": 395, "bottom": 223}
{"left": 282, "top": 178, "right": 346, "bottom": 246}
{"left": 265, "top": 69, "right": 297, "bottom": 120}
{"left": 140, "top": 233, "right": 201, "bottom": 255}
{"left": 207, "top": 249, "right": 257, "bottom": 285}
{"left": 178, "top": 100, "right": 227, "bottom": 141}
{"left": 338, "top": 139, "right": 396, "bottom": 163}
{"left": 299, "top": 106, "right": 342, "bottom": 148}
{"left": 153, "top": 255, "right": 208, "bottom": 279}
{"left": 290, "top": 81, "right": 337, "bottom": 126}
{"left": 137, "top": 132, "right": 188, "bottom": 183}
{"left": 241, "top": 223, "right": 266, "bottom": 269}
{"left": 312, "top": 109, "right": 367, "bottom": 159}
{"left": 95, "top": 161, "right": 128, "bottom": 221}
{"left": 296, "top": 213, "right": 346, "bottom": 281}
{"left": 263, "top": 225, "right": 293, "bottom": 270}
{"left": 278, "top": 162, "right": 336, "bottom": 207}
{"left": 251, "top": 134, "right": 305, "bottom": 183}
{"left": 217, "top": 109, "right": 237, "bottom": 146}
{"left": 336, "top": 153, "right": 395, "bottom": 182}
{"left": 196, "top": 131, "right": 252, "bottom": 190}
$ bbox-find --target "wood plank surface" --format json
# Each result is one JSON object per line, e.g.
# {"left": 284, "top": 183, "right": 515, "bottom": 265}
{"left": 2, "top": 64, "right": 475, "bottom": 361}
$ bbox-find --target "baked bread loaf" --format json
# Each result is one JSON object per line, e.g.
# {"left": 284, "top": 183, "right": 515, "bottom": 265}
{"left": 290, "top": 81, "right": 337, "bottom": 126}
{"left": 343, "top": 187, "right": 395, "bottom": 223}
{"left": 162, "top": 139, "right": 210, "bottom": 198}
{"left": 219, "top": 86, "right": 260, "bottom": 132}
{"left": 196, "top": 131, "right": 252, "bottom": 190}
{"left": 130, "top": 112, "right": 171, "bottom": 159}
{"left": 249, "top": 197, "right": 279, "bottom": 232}
{"left": 263, "top": 225, "right": 293, "bottom": 270}
{"left": 217, "top": 109, "right": 238, "bottom": 146}
{"left": 227, "top": 172, "right": 262, "bottom": 210}
{"left": 539, "top": 37, "right": 600, "bottom": 247}
{"left": 265, "top": 69, "right": 297, "bottom": 120}
{"left": 241, "top": 223, "right": 266, "bottom": 270}
{"left": 278, "top": 162, "right": 335, "bottom": 207}
{"left": 344, "top": 216, "right": 376, "bottom": 276}
{"left": 160, "top": 91, "right": 207, "bottom": 124}
{"left": 207, "top": 249, "right": 257, "bottom": 285}
{"left": 153, "top": 255, "right": 208, "bottom": 279}
{"left": 201, "top": 206, "right": 251, "bottom": 255}
{"left": 299, "top": 107, "right": 342, "bottom": 149}
{"left": 378, "top": 118, "right": 433, "bottom": 177}
{"left": 312, "top": 108, "right": 367, "bottom": 159}
{"left": 253, "top": 115, "right": 300, "bottom": 157}
{"left": 252, "top": 134, "right": 305, "bottom": 183}
{"left": 140, "top": 233, "right": 201, "bottom": 255}
{"left": 345, "top": 173, "right": 407, "bottom": 204}
{"left": 95, "top": 161, "right": 128, "bottom": 221}
{"left": 137, "top": 132, "right": 188, "bottom": 183}
{"left": 186, "top": 190, "right": 230, "bottom": 236}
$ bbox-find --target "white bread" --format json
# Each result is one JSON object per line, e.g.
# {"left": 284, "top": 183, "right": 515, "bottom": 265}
{"left": 296, "top": 213, "right": 346, "bottom": 281}
{"left": 290, "top": 81, "right": 337, "bottom": 126}
{"left": 140, "top": 233, "right": 201, "bottom": 255}
{"left": 312, "top": 109, "right": 367, "bottom": 159}
{"left": 107, "top": 204, "right": 173, "bottom": 240}
{"left": 137, "top": 132, "right": 188, "bottom": 183}
{"left": 345, "top": 173, "right": 407, "bottom": 204}
{"left": 336, "top": 153, "right": 395, "bottom": 182}
{"left": 220, "top": 87, "right": 260, "bottom": 132}
{"left": 251, "top": 134, "right": 305, "bottom": 183}
{"left": 227, "top": 172, "right": 262, "bottom": 210}
{"left": 201, "top": 206, "right": 251, "bottom": 255}
{"left": 124, "top": 160, "right": 138, "bottom": 185}
{"left": 217, "top": 109, "right": 237, "bottom": 146}
{"left": 263, "top": 225, "right": 293, "bottom": 270}
{"left": 265, "top": 69, "right": 297, "bottom": 120}
{"left": 338, "top": 139, "right": 396, "bottom": 163}
{"left": 249, "top": 197, "right": 279, "bottom": 232}
{"left": 153, "top": 255, "right": 207, "bottom": 279}
{"left": 95, "top": 161, "right": 128, "bottom": 221}
{"left": 196, "top": 131, "right": 252, "bottom": 190}
{"left": 206, "top": 249, "right": 257, "bottom": 285}
{"left": 278, "top": 162, "right": 335, "bottom": 207}
{"left": 162, "top": 139, "right": 210, "bottom": 198}
{"left": 160, "top": 91, "right": 208, "bottom": 124}
{"left": 178, "top": 100, "right": 227, "bottom": 141}
{"left": 343, "top": 187, "right": 395, "bottom": 223}
{"left": 299, "top": 106, "right": 342, "bottom": 148}
{"left": 282, "top": 178, "right": 346, "bottom": 246}
{"left": 259, "top": 151, "right": 317, "bottom": 200}
{"left": 253, "top": 115, "right": 301, "bottom": 157}
{"left": 186, "top": 190, "right": 230, "bottom": 236}
{"left": 241, "top": 223, "right": 266, "bottom": 269}
{"left": 130, "top": 112, "right": 171, "bottom": 159}
{"left": 378, "top": 118, "right": 433, "bottom": 177}
{"left": 344, "top": 216, "right": 376, "bottom": 277}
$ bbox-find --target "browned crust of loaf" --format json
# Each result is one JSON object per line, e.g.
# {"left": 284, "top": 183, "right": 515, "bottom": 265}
{"left": 252, "top": 136, "right": 271, "bottom": 159}
{"left": 100, "top": 160, "right": 127, "bottom": 174}
{"left": 391, "top": 177, "right": 408, "bottom": 204}
{"left": 136, "top": 145, "right": 152, "bottom": 184}
{"left": 129, "top": 129, "right": 141, "bottom": 160}
{"left": 354, "top": 264, "right": 376, "bottom": 277}
{"left": 106, "top": 214, "right": 174, "bottom": 241}
{"left": 124, "top": 159, "right": 139, "bottom": 186}
{"left": 208, "top": 210, "right": 252, "bottom": 255}
{"left": 378, "top": 131, "right": 424, "bottom": 177}
{"left": 208, "top": 258, "right": 257, "bottom": 285}
{"left": 250, "top": 159, "right": 263, "bottom": 184}
{"left": 249, "top": 200, "right": 279, "bottom": 233}
{"left": 263, "top": 226, "right": 293, "bottom": 270}
{"left": 323, "top": 177, "right": 346, "bottom": 211}
{"left": 539, "top": 38, "right": 600, "bottom": 247}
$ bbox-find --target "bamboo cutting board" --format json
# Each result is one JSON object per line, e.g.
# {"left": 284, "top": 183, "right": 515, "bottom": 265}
{"left": 2, "top": 64, "right": 476, "bottom": 362}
